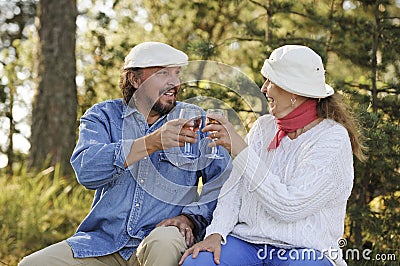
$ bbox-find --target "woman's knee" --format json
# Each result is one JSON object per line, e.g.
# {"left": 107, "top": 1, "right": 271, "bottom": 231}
{"left": 276, "top": 248, "right": 334, "bottom": 266}
{"left": 182, "top": 252, "right": 217, "bottom": 266}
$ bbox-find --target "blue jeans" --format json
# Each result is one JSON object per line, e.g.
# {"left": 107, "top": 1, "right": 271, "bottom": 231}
{"left": 182, "top": 236, "right": 334, "bottom": 266}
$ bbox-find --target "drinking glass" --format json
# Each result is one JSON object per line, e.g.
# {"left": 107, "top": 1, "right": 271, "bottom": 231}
{"left": 179, "top": 108, "right": 202, "bottom": 158}
{"left": 205, "top": 108, "right": 227, "bottom": 159}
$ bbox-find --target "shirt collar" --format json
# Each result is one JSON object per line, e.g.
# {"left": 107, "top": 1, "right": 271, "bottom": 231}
{"left": 121, "top": 101, "right": 139, "bottom": 118}
{"left": 121, "top": 100, "right": 182, "bottom": 122}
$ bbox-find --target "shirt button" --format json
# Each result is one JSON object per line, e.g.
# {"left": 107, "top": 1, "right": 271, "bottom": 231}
{"left": 140, "top": 179, "right": 144, "bottom": 184}
{"left": 128, "top": 227, "right": 132, "bottom": 231}
{"left": 135, "top": 203, "right": 140, "bottom": 207}
{"left": 143, "top": 156, "right": 147, "bottom": 160}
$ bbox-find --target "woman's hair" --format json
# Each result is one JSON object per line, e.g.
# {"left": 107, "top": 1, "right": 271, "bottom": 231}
{"left": 119, "top": 67, "right": 143, "bottom": 104}
{"left": 317, "top": 93, "right": 367, "bottom": 162}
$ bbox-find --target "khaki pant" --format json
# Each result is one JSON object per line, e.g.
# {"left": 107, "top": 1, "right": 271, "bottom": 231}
{"left": 19, "top": 227, "right": 187, "bottom": 266}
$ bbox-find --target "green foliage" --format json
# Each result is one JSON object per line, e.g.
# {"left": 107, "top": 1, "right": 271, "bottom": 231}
{"left": 344, "top": 100, "right": 400, "bottom": 265}
{"left": 0, "top": 165, "right": 93, "bottom": 265}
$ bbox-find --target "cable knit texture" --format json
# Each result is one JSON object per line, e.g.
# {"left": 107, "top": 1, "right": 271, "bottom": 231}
{"left": 205, "top": 115, "right": 354, "bottom": 266}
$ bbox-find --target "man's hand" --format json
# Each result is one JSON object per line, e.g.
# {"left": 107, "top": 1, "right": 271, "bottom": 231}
{"left": 156, "top": 215, "right": 195, "bottom": 247}
{"left": 147, "top": 118, "right": 198, "bottom": 151}
{"left": 124, "top": 119, "right": 198, "bottom": 167}
{"left": 178, "top": 233, "right": 222, "bottom": 265}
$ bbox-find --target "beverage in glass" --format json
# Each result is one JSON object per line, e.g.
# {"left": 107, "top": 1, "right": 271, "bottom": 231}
{"left": 179, "top": 108, "right": 202, "bottom": 158}
{"left": 205, "top": 108, "right": 227, "bottom": 159}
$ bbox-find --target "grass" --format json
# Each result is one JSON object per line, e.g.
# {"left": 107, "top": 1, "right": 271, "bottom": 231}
{"left": 0, "top": 165, "right": 93, "bottom": 266}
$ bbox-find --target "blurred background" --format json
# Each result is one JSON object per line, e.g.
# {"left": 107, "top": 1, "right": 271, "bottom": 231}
{"left": 0, "top": 0, "right": 399, "bottom": 265}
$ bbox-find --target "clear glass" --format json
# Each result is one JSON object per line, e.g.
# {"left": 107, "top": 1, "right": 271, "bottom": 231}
{"left": 205, "top": 108, "right": 228, "bottom": 159}
{"left": 179, "top": 108, "right": 202, "bottom": 158}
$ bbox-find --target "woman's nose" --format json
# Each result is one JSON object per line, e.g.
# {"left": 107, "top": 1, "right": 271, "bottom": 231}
{"left": 261, "top": 81, "right": 268, "bottom": 93}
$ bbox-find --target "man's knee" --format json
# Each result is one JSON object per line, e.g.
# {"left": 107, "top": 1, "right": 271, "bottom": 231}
{"left": 19, "top": 241, "right": 73, "bottom": 266}
{"left": 136, "top": 226, "right": 187, "bottom": 265}
{"left": 19, "top": 254, "right": 48, "bottom": 266}
{"left": 142, "top": 226, "right": 186, "bottom": 250}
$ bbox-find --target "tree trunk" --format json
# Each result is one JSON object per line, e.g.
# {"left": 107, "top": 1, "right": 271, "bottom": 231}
{"left": 371, "top": 2, "right": 380, "bottom": 113}
{"left": 6, "top": 84, "right": 15, "bottom": 176}
{"left": 30, "top": 0, "right": 77, "bottom": 175}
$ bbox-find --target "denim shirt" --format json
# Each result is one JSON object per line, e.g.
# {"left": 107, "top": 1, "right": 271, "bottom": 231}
{"left": 67, "top": 99, "right": 232, "bottom": 260}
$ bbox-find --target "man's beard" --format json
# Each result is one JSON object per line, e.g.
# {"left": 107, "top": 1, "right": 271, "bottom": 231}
{"left": 151, "top": 98, "right": 176, "bottom": 116}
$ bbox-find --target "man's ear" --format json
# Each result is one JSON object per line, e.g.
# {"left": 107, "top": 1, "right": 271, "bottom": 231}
{"left": 128, "top": 72, "right": 141, "bottom": 89}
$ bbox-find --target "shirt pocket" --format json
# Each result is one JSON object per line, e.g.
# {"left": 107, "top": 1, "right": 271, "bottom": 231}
{"left": 157, "top": 152, "right": 198, "bottom": 186}
{"left": 96, "top": 170, "right": 133, "bottom": 211}
{"left": 100, "top": 170, "right": 131, "bottom": 196}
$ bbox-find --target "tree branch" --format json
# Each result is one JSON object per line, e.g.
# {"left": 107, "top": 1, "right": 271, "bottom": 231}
{"left": 249, "top": 0, "right": 268, "bottom": 10}
{"left": 215, "top": 36, "right": 264, "bottom": 48}
{"left": 382, "top": 16, "right": 400, "bottom": 20}
{"left": 342, "top": 82, "right": 400, "bottom": 95}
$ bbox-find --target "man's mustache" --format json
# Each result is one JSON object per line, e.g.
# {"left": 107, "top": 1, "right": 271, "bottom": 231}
{"left": 159, "top": 86, "right": 178, "bottom": 96}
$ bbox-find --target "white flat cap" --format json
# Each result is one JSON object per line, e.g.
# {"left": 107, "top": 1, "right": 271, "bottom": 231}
{"left": 123, "top": 42, "right": 188, "bottom": 69}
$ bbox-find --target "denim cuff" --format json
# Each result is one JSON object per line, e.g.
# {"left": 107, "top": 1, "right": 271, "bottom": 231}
{"left": 180, "top": 213, "right": 208, "bottom": 242}
{"left": 114, "top": 139, "right": 135, "bottom": 170}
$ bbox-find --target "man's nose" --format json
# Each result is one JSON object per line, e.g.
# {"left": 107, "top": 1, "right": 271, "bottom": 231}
{"left": 168, "top": 74, "right": 180, "bottom": 87}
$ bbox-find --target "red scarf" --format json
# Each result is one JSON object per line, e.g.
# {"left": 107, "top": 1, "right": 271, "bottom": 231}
{"left": 267, "top": 99, "right": 318, "bottom": 151}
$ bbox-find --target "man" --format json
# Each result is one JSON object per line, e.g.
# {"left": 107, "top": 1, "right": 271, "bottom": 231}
{"left": 20, "top": 42, "right": 231, "bottom": 266}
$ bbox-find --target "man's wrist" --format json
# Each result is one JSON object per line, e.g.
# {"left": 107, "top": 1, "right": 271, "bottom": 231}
{"left": 179, "top": 214, "right": 196, "bottom": 231}
{"left": 144, "top": 133, "right": 159, "bottom": 154}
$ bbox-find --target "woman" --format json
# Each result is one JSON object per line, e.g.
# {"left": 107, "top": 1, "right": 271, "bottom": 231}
{"left": 179, "top": 45, "right": 365, "bottom": 266}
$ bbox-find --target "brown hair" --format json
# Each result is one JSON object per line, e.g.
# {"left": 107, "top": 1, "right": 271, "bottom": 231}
{"left": 317, "top": 93, "right": 367, "bottom": 162}
{"left": 119, "top": 67, "right": 143, "bottom": 103}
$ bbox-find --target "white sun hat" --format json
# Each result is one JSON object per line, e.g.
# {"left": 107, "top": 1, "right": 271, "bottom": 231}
{"left": 261, "top": 45, "right": 334, "bottom": 98}
{"left": 123, "top": 42, "right": 188, "bottom": 69}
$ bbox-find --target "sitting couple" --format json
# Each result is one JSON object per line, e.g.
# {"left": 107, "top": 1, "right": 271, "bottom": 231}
{"left": 20, "top": 42, "right": 364, "bottom": 266}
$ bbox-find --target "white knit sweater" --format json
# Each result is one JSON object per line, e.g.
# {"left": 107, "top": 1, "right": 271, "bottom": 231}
{"left": 205, "top": 115, "right": 354, "bottom": 266}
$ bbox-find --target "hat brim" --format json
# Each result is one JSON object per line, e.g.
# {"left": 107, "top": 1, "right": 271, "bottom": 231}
{"left": 261, "top": 61, "right": 334, "bottom": 98}
{"left": 124, "top": 61, "right": 188, "bottom": 69}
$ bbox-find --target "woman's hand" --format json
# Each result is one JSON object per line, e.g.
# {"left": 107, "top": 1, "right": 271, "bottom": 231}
{"left": 202, "top": 113, "right": 247, "bottom": 156}
{"left": 179, "top": 233, "right": 223, "bottom": 265}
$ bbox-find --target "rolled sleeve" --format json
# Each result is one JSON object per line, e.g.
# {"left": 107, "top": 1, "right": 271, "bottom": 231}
{"left": 114, "top": 139, "right": 135, "bottom": 169}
